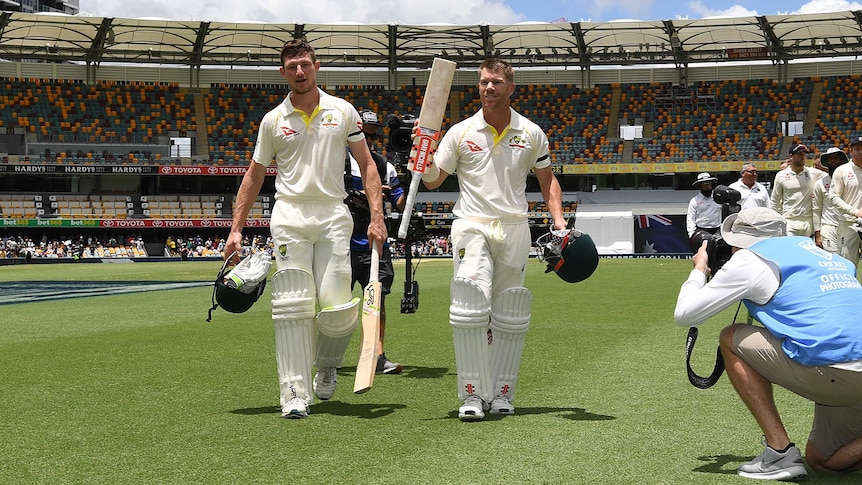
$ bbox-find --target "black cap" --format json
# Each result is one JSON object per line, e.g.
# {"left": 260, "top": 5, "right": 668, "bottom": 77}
{"left": 789, "top": 143, "right": 808, "bottom": 155}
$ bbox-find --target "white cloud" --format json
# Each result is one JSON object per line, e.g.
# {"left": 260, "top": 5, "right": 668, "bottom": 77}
{"left": 686, "top": 1, "right": 757, "bottom": 18}
{"left": 685, "top": 0, "right": 862, "bottom": 19}
{"left": 80, "top": 0, "right": 525, "bottom": 24}
{"left": 794, "top": 0, "right": 862, "bottom": 14}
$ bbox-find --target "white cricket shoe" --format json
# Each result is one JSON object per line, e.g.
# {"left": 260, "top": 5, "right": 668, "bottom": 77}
{"left": 313, "top": 367, "right": 337, "bottom": 400}
{"left": 281, "top": 397, "right": 309, "bottom": 419}
{"left": 458, "top": 394, "right": 487, "bottom": 421}
{"left": 489, "top": 395, "right": 514, "bottom": 415}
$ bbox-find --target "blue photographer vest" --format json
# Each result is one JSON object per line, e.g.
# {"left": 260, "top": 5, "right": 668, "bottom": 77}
{"left": 745, "top": 236, "right": 862, "bottom": 366}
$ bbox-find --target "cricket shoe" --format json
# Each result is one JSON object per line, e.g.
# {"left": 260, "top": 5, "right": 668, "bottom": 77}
{"left": 489, "top": 395, "right": 514, "bottom": 415}
{"left": 458, "top": 394, "right": 489, "bottom": 421}
{"left": 281, "top": 397, "right": 309, "bottom": 419}
{"left": 313, "top": 367, "right": 337, "bottom": 400}
{"left": 737, "top": 441, "right": 807, "bottom": 481}
{"left": 376, "top": 353, "right": 403, "bottom": 375}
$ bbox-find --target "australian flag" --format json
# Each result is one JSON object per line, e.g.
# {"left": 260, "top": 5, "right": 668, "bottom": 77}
{"left": 634, "top": 214, "right": 690, "bottom": 254}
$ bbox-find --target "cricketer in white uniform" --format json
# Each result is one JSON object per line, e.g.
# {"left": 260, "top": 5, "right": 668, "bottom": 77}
{"left": 826, "top": 138, "right": 862, "bottom": 266}
{"left": 422, "top": 58, "right": 566, "bottom": 421}
{"left": 771, "top": 143, "right": 825, "bottom": 237}
{"left": 812, "top": 147, "right": 854, "bottom": 261}
{"left": 224, "top": 39, "right": 386, "bottom": 419}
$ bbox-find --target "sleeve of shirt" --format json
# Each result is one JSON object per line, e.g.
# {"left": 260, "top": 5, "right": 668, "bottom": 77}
{"left": 345, "top": 105, "right": 365, "bottom": 143}
{"left": 673, "top": 250, "right": 771, "bottom": 327}
{"left": 433, "top": 124, "right": 461, "bottom": 175}
{"left": 252, "top": 112, "right": 275, "bottom": 166}
{"left": 813, "top": 182, "right": 824, "bottom": 231}
{"left": 828, "top": 169, "right": 860, "bottom": 217}
{"left": 770, "top": 174, "right": 783, "bottom": 213}
{"left": 686, "top": 198, "right": 697, "bottom": 237}
{"left": 532, "top": 127, "right": 551, "bottom": 170}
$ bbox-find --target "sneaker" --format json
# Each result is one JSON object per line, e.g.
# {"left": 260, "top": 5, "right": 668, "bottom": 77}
{"left": 737, "top": 442, "right": 807, "bottom": 481}
{"left": 489, "top": 395, "right": 514, "bottom": 415}
{"left": 459, "top": 394, "right": 488, "bottom": 421}
{"left": 376, "top": 354, "right": 403, "bottom": 375}
{"left": 281, "top": 397, "right": 309, "bottom": 419}
{"left": 313, "top": 367, "right": 337, "bottom": 400}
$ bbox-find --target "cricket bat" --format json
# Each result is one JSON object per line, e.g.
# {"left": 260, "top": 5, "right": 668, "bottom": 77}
{"left": 397, "top": 57, "right": 457, "bottom": 239}
{"left": 354, "top": 246, "right": 381, "bottom": 394}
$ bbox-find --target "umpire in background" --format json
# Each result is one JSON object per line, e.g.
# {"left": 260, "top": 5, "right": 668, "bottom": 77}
{"left": 347, "top": 110, "right": 406, "bottom": 374}
{"left": 674, "top": 207, "right": 862, "bottom": 481}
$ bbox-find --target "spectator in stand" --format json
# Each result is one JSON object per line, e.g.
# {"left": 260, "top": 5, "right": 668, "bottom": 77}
{"left": 729, "top": 163, "right": 772, "bottom": 209}
{"left": 771, "top": 143, "right": 825, "bottom": 237}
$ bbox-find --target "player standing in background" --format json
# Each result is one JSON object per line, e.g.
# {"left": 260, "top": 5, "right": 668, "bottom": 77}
{"left": 812, "top": 147, "right": 850, "bottom": 256}
{"left": 826, "top": 136, "right": 862, "bottom": 267}
{"left": 224, "top": 39, "right": 387, "bottom": 419}
{"left": 347, "top": 109, "right": 405, "bottom": 375}
{"left": 771, "top": 143, "right": 825, "bottom": 237}
{"left": 421, "top": 58, "right": 566, "bottom": 421}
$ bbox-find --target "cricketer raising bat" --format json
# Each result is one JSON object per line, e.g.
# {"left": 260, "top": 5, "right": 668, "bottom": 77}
{"left": 397, "top": 57, "right": 457, "bottom": 239}
{"left": 354, "top": 246, "right": 381, "bottom": 394}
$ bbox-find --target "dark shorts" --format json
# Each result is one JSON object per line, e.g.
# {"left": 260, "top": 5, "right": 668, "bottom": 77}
{"left": 351, "top": 245, "right": 395, "bottom": 296}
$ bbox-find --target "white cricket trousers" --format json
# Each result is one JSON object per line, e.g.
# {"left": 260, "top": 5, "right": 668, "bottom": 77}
{"left": 270, "top": 198, "right": 354, "bottom": 308}
{"left": 450, "top": 217, "right": 531, "bottom": 300}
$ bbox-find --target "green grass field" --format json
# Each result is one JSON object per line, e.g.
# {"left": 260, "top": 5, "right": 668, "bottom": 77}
{"left": 0, "top": 258, "right": 857, "bottom": 484}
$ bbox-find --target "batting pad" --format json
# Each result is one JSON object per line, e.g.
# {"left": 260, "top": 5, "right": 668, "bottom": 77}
{"left": 490, "top": 287, "right": 532, "bottom": 402}
{"left": 315, "top": 297, "right": 360, "bottom": 368}
{"left": 272, "top": 269, "right": 316, "bottom": 406}
{"left": 450, "top": 277, "right": 492, "bottom": 401}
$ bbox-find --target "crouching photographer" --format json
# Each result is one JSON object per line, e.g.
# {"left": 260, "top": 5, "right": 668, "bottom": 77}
{"left": 673, "top": 207, "right": 862, "bottom": 480}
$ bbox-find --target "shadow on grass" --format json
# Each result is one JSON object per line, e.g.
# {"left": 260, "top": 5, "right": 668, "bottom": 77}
{"left": 231, "top": 401, "right": 407, "bottom": 419}
{"left": 338, "top": 365, "right": 451, "bottom": 379}
{"left": 693, "top": 454, "right": 859, "bottom": 483}
{"left": 432, "top": 407, "right": 616, "bottom": 421}
{"left": 692, "top": 454, "right": 749, "bottom": 475}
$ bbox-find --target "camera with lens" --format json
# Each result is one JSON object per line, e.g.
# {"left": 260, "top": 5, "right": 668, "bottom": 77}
{"left": 692, "top": 185, "right": 742, "bottom": 275}
{"left": 385, "top": 114, "right": 416, "bottom": 165}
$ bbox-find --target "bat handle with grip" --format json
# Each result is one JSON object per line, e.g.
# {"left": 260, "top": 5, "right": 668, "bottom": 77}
{"left": 370, "top": 245, "right": 380, "bottom": 283}
{"left": 397, "top": 174, "right": 422, "bottom": 239}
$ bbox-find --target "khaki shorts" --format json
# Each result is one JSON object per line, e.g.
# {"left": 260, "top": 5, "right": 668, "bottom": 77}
{"left": 731, "top": 324, "right": 862, "bottom": 457}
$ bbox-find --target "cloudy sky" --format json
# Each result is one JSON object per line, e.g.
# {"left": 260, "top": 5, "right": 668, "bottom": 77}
{"left": 79, "top": 0, "right": 862, "bottom": 24}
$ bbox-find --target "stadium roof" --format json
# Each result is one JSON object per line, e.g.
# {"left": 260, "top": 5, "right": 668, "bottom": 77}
{"left": 1, "top": 10, "right": 862, "bottom": 71}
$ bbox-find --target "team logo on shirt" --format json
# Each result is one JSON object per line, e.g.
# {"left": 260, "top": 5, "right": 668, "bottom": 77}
{"left": 321, "top": 113, "right": 338, "bottom": 127}
{"left": 458, "top": 248, "right": 465, "bottom": 260}
{"left": 465, "top": 140, "right": 484, "bottom": 153}
{"left": 278, "top": 244, "right": 288, "bottom": 260}
{"left": 279, "top": 126, "right": 298, "bottom": 138}
{"left": 508, "top": 135, "right": 526, "bottom": 149}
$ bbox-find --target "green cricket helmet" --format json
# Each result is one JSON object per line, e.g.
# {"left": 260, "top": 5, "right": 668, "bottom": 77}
{"left": 206, "top": 253, "right": 267, "bottom": 321}
{"left": 535, "top": 226, "right": 599, "bottom": 283}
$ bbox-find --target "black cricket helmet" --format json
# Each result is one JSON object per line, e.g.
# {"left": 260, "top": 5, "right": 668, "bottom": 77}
{"left": 207, "top": 253, "right": 267, "bottom": 321}
{"left": 535, "top": 221, "right": 599, "bottom": 283}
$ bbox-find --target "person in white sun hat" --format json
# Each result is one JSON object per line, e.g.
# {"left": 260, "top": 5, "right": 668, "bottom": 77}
{"left": 686, "top": 172, "right": 721, "bottom": 252}
{"left": 675, "top": 206, "right": 862, "bottom": 481}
